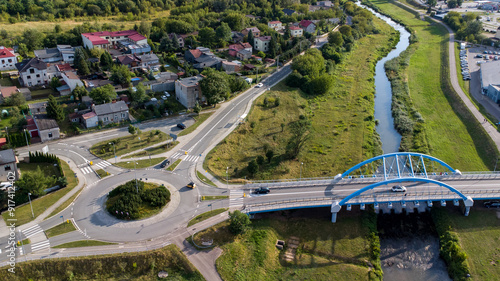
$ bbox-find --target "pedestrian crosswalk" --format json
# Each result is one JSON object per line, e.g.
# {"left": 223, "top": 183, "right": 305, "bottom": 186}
{"left": 171, "top": 152, "right": 183, "bottom": 159}
{"left": 94, "top": 161, "right": 112, "bottom": 169}
{"left": 184, "top": 155, "right": 200, "bottom": 162}
{"left": 229, "top": 190, "right": 245, "bottom": 208}
{"left": 22, "top": 224, "right": 44, "bottom": 239}
{"left": 80, "top": 166, "right": 93, "bottom": 175}
{"left": 30, "top": 240, "right": 50, "bottom": 252}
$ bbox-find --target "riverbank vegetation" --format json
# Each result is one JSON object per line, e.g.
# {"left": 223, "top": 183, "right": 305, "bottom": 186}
{"left": 366, "top": 0, "right": 497, "bottom": 171}
{"left": 0, "top": 244, "right": 203, "bottom": 280}
{"left": 206, "top": 14, "right": 398, "bottom": 180}
{"left": 192, "top": 209, "right": 376, "bottom": 280}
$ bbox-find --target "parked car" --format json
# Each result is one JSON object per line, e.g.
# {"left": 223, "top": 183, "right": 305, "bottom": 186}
{"left": 177, "top": 123, "right": 186, "bottom": 129}
{"left": 484, "top": 201, "right": 500, "bottom": 208}
{"left": 484, "top": 50, "right": 488, "bottom": 54}
{"left": 160, "top": 159, "right": 170, "bottom": 168}
{"left": 391, "top": 185, "right": 407, "bottom": 192}
{"left": 187, "top": 182, "right": 196, "bottom": 189}
{"left": 255, "top": 83, "right": 264, "bottom": 88}
{"left": 254, "top": 187, "right": 270, "bottom": 194}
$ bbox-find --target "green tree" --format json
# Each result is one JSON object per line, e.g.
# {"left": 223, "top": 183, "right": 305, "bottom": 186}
{"left": 89, "top": 84, "right": 116, "bottom": 104}
{"left": 100, "top": 51, "right": 114, "bottom": 71}
{"left": 224, "top": 13, "right": 245, "bottom": 31}
{"left": 72, "top": 85, "right": 88, "bottom": 101}
{"left": 328, "top": 31, "right": 344, "bottom": 46}
{"left": 216, "top": 22, "right": 232, "bottom": 42}
{"left": 427, "top": 0, "right": 437, "bottom": 7}
{"left": 248, "top": 30, "right": 254, "bottom": 48}
{"left": 306, "top": 74, "right": 334, "bottom": 95}
{"left": 266, "top": 150, "right": 274, "bottom": 163}
{"left": 49, "top": 77, "right": 61, "bottom": 90}
{"left": 199, "top": 69, "right": 230, "bottom": 105}
{"left": 286, "top": 119, "right": 312, "bottom": 159}
{"left": 76, "top": 56, "right": 90, "bottom": 75}
{"left": 128, "top": 124, "right": 137, "bottom": 135}
{"left": 247, "top": 159, "right": 258, "bottom": 175}
{"left": 46, "top": 95, "right": 65, "bottom": 122}
{"left": 193, "top": 102, "right": 202, "bottom": 114}
{"left": 228, "top": 210, "right": 251, "bottom": 234}
{"left": 5, "top": 92, "right": 26, "bottom": 107}
{"left": 198, "top": 27, "right": 216, "bottom": 47}
{"left": 131, "top": 82, "right": 147, "bottom": 104}
{"left": 110, "top": 65, "right": 132, "bottom": 85}
{"left": 22, "top": 29, "right": 45, "bottom": 51}
{"left": 138, "top": 21, "right": 151, "bottom": 38}
{"left": 291, "top": 48, "right": 325, "bottom": 78}
{"left": 269, "top": 34, "right": 278, "bottom": 58}
{"left": 16, "top": 166, "right": 55, "bottom": 200}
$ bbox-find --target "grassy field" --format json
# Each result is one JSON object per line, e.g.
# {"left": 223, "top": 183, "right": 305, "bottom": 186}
{"left": 95, "top": 169, "right": 109, "bottom": 178}
{"left": 0, "top": 244, "right": 203, "bottom": 281}
{"left": 18, "top": 162, "right": 61, "bottom": 177}
{"left": 201, "top": 196, "right": 228, "bottom": 201}
{"left": 166, "top": 159, "right": 181, "bottom": 171}
{"left": 193, "top": 210, "right": 373, "bottom": 280}
{"left": 47, "top": 190, "right": 80, "bottom": 219}
{"left": 197, "top": 170, "right": 216, "bottom": 186}
{"left": 206, "top": 16, "right": 396, "bottom": 180}
{"left": 45, "top": 222, "right": 76, "bottom": 238}
{"left": 0, "top": 78, "right": 13, "bottom": 86}
{"left": 2, "top": 161, "right": 79, "bottom": 226}
{"left": 368, "top": 0, "right": 493, "bottom": 171}
{"left": 187, "top": 208, "right": 228, "bottom": 227}
{"left": 115, "top": 157, "right": 163, "bottom": 169}
{"left": 53, "top": 240, "right": 117, "bottom": 248}
{"left": 432, "top": 206, "right": 500, "bottom": 281}
{"left": 178, "top": 112, "right": 215, "bottom": 137}
{"left": 90, "top": 130, "right": 169, "bottom": 159}
{"left": 20, "top": 238, "right": 30, "bottom": 245}
{"left": 122, "top": 141, "right": 179, "bottom": 159}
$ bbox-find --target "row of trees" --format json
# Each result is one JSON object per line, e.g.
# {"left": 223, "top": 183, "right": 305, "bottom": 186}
{"left": 199, "top": 68, "right": 250, "bottom": 105}
{"left": 444, "top": 12, "right": 483, "bottom": 43}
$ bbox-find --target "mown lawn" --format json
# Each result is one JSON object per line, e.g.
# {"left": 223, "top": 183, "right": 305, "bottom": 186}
{"left": 206, "top": 16, "right": 396, "bottom": 180}
{"left": 53, "top": 240, "right": 117, "bottom": 248}
{"left": 90, "top": 130, "right": 170, "bottom": 159}
{"left": 18, "top": 162, "right": 61, "bottom": 177}
{"left": 122, "top": 141, "right": 179, "bottom": 159}
{"left": 45, "top": 221, "right": 76, "bottom": 238}
{"left": 187, "top": 208, "right": 227, "bottom": 227}
{"left": 193, "top": 211, "right": 372, "bottom": 281}
{"left": 433, "top": 207, "right": 500, "bottom": 281}
{"left": 115, "top": 157, "right": 163, "bottom": 169}
{"left": 368, "top": 0, "right": 492, "bottom": 171}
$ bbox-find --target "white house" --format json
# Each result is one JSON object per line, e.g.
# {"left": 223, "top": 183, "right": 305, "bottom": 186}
{"left": 299, "top": 20, "right": 317, "bottom": 34}
{"left": 0, "top": 47, "right": 17, "bottom": 71}
{"left": 81, "top": 112, "right": 98, "bottom": 128}
{"left": 254, "top": 36, "right": 272, "bottom": 52}
{"left": 268, "top": 21, "right": 283, "bottom": 31}
{"left": 61, "top": 71, "right": 84, "bottom": 93}
{"left": 92, "top": 101, "right": 129, "bottom": 125}
{"left": 289, "top": 26, "right": 303, "bottom": 37}
{"left": 15, "top": 58, "right": 48, "bottom": 87}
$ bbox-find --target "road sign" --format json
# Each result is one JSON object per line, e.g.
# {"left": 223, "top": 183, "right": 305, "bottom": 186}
{"left": 169, "top": 133, "right": 177, "bottom": 141}
{"left": 42, "top": 145, "right": 49, "bottom": 153}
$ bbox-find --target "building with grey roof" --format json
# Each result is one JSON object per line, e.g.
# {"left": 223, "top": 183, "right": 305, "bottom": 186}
{"left": 34, "top": 48, "right": 62, "bottom": 63}
{"left": 92, "top": 100, "right": 129, "bottom": 125}
{"left": 15, "top": 58, "right": 48, "bottom": 87}
{"left": 33, "top": 115, "right": 60, "bottom": 142}
{"left": 0, "top": 149, "right": 19, "bottom": 181}
{"left": 175, "top": 75, "right": 204, "bottom": 109}
{"left": 480, "top": 61, "right": 500, "bottom": 103}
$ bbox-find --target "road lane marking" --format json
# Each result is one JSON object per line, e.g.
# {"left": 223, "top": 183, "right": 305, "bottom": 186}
{"left": 74, "top": 133, "right": 119, "bottom": 144}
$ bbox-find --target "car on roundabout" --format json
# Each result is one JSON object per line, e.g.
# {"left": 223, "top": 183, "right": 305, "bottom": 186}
{"left": 187, "top": 182, "right": 196, "bottom": 189}
{"left": 254, "top": 187, "right": 270, "bottom": 194}
{"left": 391, "top": 185, "right": 407, "bottom": 192}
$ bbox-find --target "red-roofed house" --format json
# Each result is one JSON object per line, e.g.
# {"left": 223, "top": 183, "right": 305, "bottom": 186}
{"left": 81, "top": 30, "right": 148, "bottom": 49}
{"left": 241, "top": 27, "right": 261, "bottom": 37}
{"left": 228, "top": 42, "right": 252, "bottom": 57}
{"left": 185, "top": 49, "right": 203, "bottom": 63}
{"left": 0, "top": 46, "right": 17, "bottom": 71}
{"left": 254, "top": 36, "right": 272, "bottom": 52}
{"left": 268, "top": 21, "right": 283, "bottom": 31}
{"left": 0, "top": 86, "right": 19, "bottom": 103}
{"left": 299, "top": 20, "right": 317, "bottom": 33}
{"left": 289, "top": 26, "right": 304, "bottom": 37}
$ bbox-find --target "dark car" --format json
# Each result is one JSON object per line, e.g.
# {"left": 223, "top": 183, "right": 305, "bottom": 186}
{"left": 177, "top": 123, "right": 186, "bottom": 129}
{"left": 160, "top": 159, "right": 170, "bottom": 168}
{"left": 254, "top": 187, "right": 270, "bottom": 194}
{"left": 484, "top": 201, "right": 500, "bottom": 208}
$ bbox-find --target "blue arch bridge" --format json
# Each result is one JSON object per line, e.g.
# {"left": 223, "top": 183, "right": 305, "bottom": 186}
{"left": 242, "top": 152, "right": 500, "bottom": 222}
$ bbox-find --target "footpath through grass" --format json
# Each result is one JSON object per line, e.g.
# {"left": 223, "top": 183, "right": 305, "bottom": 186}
{"left": 2, "top": 161, "right": 79, "bottom": 226}
{"left": 206, "top": 17, "right": 396, "bottom": 180}
{"left": 53, "top": 240, "right": 117, "bottom": 248}
{"left": 368, "top": 0, "right": 493, "bottom": 170}
{"left": 45, "top": 222, "right": 76, "bottom": 238}
{"left": 90, "top": 130, "right": 169, "bottom": 159}
{"left": 187, "top": 208, "right": 228, "bottom": 227}
{"left": 178, "top": 112, "right": 214, "bottom": 137}
{"left": 0, "top": 244, "right": 203, "bottom": 281}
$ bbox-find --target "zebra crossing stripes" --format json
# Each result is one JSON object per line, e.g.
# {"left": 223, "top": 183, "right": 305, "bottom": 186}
{"left": 94, "top": 161, "right": 112, "bottom": 169}
{"left": 30, "top": 240, "right": 50, "bottom": 252}
{"left": 80, "top": 166, "right": 93, "bottom": 175}
{"left": 171, "top": 152, "right": 182, "bottom": 159}
{"left": 229, "top": 190, "right": 245, "bottom": 208}
{"left": 22, "top": 224, "right": 44, "bottom": 239}
{"left": 184, "top": 155, "right": 200, "bottom": 162}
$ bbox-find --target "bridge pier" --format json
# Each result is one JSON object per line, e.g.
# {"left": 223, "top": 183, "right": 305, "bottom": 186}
{"left": 331, "top": 201, "right": 341, "bottom": 223}
{"left": 464, "top": 196, "right": 474, "bottom": 216}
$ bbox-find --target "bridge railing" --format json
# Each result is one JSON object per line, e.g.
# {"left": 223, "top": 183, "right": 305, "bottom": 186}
{"left": 244, "top": 197, "right": 335, "bottom": 213}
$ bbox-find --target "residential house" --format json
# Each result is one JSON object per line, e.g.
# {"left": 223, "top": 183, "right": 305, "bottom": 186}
{"left": 58, "top": 45, "right": 77, "bottom": 64}
{"left": 116, "top": 54, "right": 141, "bottom": 69}
{"left": 147, "top": 71, "right": 178, "bottom": 93}
{"left": 237, "top": 49, "right": 252, "bottom": 60}
{"left": 81, "top": 30, "right": 148, "bottom": 49}
{"left": 92, "top": 100, "right": 129, "bottom": 125}
{"left": 0, "top": 46, "right": 17, "bottom": 71}
{"left": 55, "top": 63, "right": 74, "bottom": 76}
{"left": 268, "top": 21, "right": 283, "bottom": 31}
{"left": 81, "top": 111, "right": 98, "bottom": 128}
{"left": 244, "top": 64, "right": 255, "bottom": 71}
{"left": 175, "top": 75, "right": 204, "bottom": 109}
{"left": 282, "top": 8, "right": 296, "bottom": 16}
{"left": 34, "top": 45, "right": 77, "bottom": 64}
{"left": 185, "top": 49, "right": 203, "bottom": 64}
{"left": 185, "top": 47, "right": 222, "bottom": 71}
{"left": 231, "top": 32, "right": 245, "bottom": 43}
{"left": 318, "top": 1, "right": 333, "bottom": 7}
{"left": 241, "top": 27, "right": 261, "bottom": 37}
{"left": 228, "top": 42, "right": 252, "bottom": 57}
{"left": 61, "top": 71, "right": 84, "bottom": 93}
{"left": 69, "top": 112, "right": 81, "bottom": 123}
{"left": 289, "top": 26, "right": 303, "bottom": 37}
{"left": 0, "top": 86, "right": 29, "bottom": 103}
{"left": 222, "top": 61, "right": 242, "bottom": 74}
{"left": 81, "top": 96, "right": 94, "bottom": 108}
{"left": 15, "top": 58, "right": 48, "bottom": 87}
{"left": 139, "top": 53, "right": 160, "bottom": 69}
{"left": 299, "top": 20, "right": 317, "bottom": 34}
{"left": 28, "top": 102, "right": 48, "bottom": 115}
{"left": 33, "top": 115, "right": 60, "bottom": 142}
{"left": 254, "top": 36, "right": 272, "bottom": 52}
{"left": 0, "top": 149, "right": 19, "bottom": 181}
{"left": 168, "top": 33, "right": 185, "bottom": 48}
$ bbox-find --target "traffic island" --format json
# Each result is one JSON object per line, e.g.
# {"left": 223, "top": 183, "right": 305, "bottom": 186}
{"left": 106, "top": 180, "right": 170, "bottom": 220}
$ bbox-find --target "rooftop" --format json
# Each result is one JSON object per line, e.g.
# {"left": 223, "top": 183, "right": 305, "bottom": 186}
{"left": 0, "top": 46, "right": 15, "bottom": 59}
{"left": 15, "top": 58, "right": 47, "bottom": 73}
{"left": 82, "top": 112, "right": 97, "bottom": 119}
{"left": 481, "top": 61, "right": 500, "bottom": 88}
{"left": 56, "top": 63, "right": 73, "bottom": 72}
{"left": 256, "top": 36, "right": 272, "bottom": 41}
{"left": 93, "top": 100, "right": 128, "bottom": 116}
{"left": 35, "top": 116, "right": 59, "bottom": 130}
{"left": 64, "top": 71, "right": 80, "bottom": 80}
{"left": 0, "top": 149, "right": 16, "bottom": 164}
{"left": 0, "top": 86, "right": 19, "bottom": 98}
{"left": 177, "top": 75, "right": 203, "bottom": 87}
{"left": 269, "top": 21, "right": 282, "bottom": 24}
{"left": 34, "top": 48, "right": 60, "bottom": 60}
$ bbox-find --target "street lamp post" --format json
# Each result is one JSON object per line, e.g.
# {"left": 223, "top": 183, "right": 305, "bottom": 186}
{"left": 495, "top": 157, "right": 500, "bottom": 172}
{"left": 28, "top": 192, "right": 34, "bottom": 218}
{"left": 300, "top": 162, "right": 303, "bottom": 180}
{"left": 127, "top": 161, "right": 139, "bottom": 193}
{"left": 23, "top": 129, "right": 30, "bottom": 152}
{"left": 226, "top": 167, "right": 229, "bottom": 189}
{"left": 109, "top": 142, "right": 116, "bottom": 163}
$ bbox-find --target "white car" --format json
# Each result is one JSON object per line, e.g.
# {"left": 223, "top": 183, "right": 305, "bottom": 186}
{"left": 391, "top": 185, "right": 407, "bottom": 192}
{"left": 0, "top": 182, "right": 12, "bottom": 191}
{"left": 255, "top": 83, "right": 264, "bottom": 88}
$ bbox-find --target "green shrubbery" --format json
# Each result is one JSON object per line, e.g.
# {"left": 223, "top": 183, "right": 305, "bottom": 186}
{"left": 362, "top": 209, "right": 383, "bottom": 281}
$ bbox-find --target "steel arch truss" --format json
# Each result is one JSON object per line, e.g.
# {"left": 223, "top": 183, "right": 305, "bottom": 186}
{"left": 340, "top": 152, "right": 458, "bottom": 180}
{"left": 338, "top": 177, "right": 468, "bottom": 206}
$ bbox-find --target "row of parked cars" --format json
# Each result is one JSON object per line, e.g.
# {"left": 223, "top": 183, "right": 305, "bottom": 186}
{"left": 460, "top": 50, "right": 471, "bottom": 81}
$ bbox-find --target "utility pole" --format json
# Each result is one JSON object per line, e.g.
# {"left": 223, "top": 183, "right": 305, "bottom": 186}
{"left": 23, "top": 129, "right": 30, "bottom": 152}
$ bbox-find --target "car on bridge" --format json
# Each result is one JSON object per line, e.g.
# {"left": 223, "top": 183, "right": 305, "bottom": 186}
{"left": 391, "top": 185, "right": 407, "bottom": 192}
{"left": 254, "top": 187, "right": 270, "bottom": 194}
{"left": 484, "top": 201, "right": 500, "bottom": 208}
{"left": 187, "top": 182, "right": 196, "bottom": 189}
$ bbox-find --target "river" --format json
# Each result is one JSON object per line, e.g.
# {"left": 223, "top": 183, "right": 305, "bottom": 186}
{"left": 356, "top": 2, "right": 451, "bottom": 280}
